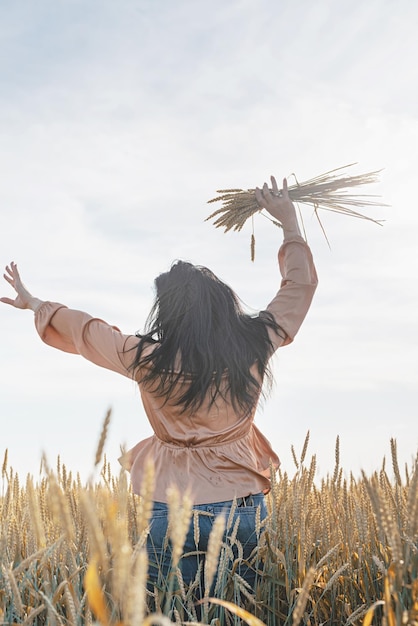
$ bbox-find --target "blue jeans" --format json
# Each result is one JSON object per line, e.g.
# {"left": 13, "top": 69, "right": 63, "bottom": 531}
{"left": 146, "top": 493, "right": 267, "bottom": 598}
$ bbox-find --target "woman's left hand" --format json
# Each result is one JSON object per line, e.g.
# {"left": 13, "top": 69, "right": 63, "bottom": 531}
{"left": 255, "top": 176, "right": 302, "bottom": 238}
{"left": 1, "top": 262, "right": 42, "bottom": 311}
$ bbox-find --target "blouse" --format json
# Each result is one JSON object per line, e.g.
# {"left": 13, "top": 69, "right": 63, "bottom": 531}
{"left": 34, "top": 236, "right": 317, "bottom": 504}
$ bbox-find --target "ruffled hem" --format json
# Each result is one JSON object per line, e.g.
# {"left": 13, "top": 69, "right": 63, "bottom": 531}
{"left": 119, "top": 426, "right": 279, "bottom": 504}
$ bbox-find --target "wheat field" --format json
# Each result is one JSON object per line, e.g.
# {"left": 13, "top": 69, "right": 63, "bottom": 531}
{"left": 1, "top": 432, "right": 417, "bottom": 626}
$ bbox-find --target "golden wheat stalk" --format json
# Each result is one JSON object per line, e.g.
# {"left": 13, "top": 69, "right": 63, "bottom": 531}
{"left": 292, "top": 567, "right": 316, "bottom": 626}
{"left": 94, "top": 407, "right": 112, "bottom": 467}
{"left": 204, "top": 513, "right": 226, "bottom": 598}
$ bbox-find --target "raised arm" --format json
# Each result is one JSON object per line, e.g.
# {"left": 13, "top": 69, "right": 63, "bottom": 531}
{"left": 255, "top": 177, "right": 318, "bottom": 352}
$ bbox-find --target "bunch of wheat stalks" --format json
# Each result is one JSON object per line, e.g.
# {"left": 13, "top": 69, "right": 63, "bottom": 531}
{"left": 206, "top": 164, "right": 386, "bottom": 259}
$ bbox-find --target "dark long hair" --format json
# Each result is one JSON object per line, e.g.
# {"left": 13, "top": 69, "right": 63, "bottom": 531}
{"left": 130, "top": 260, "right": 283, "bottom": 415}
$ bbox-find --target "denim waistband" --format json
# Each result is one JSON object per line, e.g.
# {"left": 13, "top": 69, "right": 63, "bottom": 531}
{"left": 235, "top": 493, "right": 265, "bottom": 507}
{"left": 152, "top": 492, "right": 265, "bottom": 514}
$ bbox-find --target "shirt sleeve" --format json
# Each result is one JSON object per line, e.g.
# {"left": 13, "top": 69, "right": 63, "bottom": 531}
{"left": 34, "top": 302, "right": 139, "bottom": 378}
{"left": 265, "top": 235, "right": 318, "bottom": 351}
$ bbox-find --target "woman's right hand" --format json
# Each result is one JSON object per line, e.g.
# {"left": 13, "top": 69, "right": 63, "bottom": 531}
{"left": 1, "top": 262, "right": 42, "bottom": 311}
{"left": 255, "top": 176, "right": 301, "bottom": 236}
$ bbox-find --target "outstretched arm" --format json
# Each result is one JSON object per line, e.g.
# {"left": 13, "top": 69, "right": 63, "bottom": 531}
{"left": 2, "top": 262, "right": 138, "bottom": 377}
{"left": 1, "top": 262, "right": 44, "bottom": 312}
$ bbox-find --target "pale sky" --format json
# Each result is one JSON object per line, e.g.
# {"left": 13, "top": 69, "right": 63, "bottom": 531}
{"left": 1, "top": 0, "right": 417, "bottom": 483}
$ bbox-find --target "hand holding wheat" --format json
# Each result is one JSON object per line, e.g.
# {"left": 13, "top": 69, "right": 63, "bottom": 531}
{"left": 206, "top": 164, "right": 387, "bottom": 259}
{"left": 255, "top": 176, "right": 301, "bottom": 237}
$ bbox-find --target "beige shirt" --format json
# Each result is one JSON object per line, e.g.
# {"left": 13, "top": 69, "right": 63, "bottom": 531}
{"left": 35, "top": 236, "right": 317, "bottom": 503}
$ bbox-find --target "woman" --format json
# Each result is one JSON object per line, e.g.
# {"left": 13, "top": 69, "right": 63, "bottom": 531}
{"left": 2, "top": 176, "right": 317, "bottom": 595}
